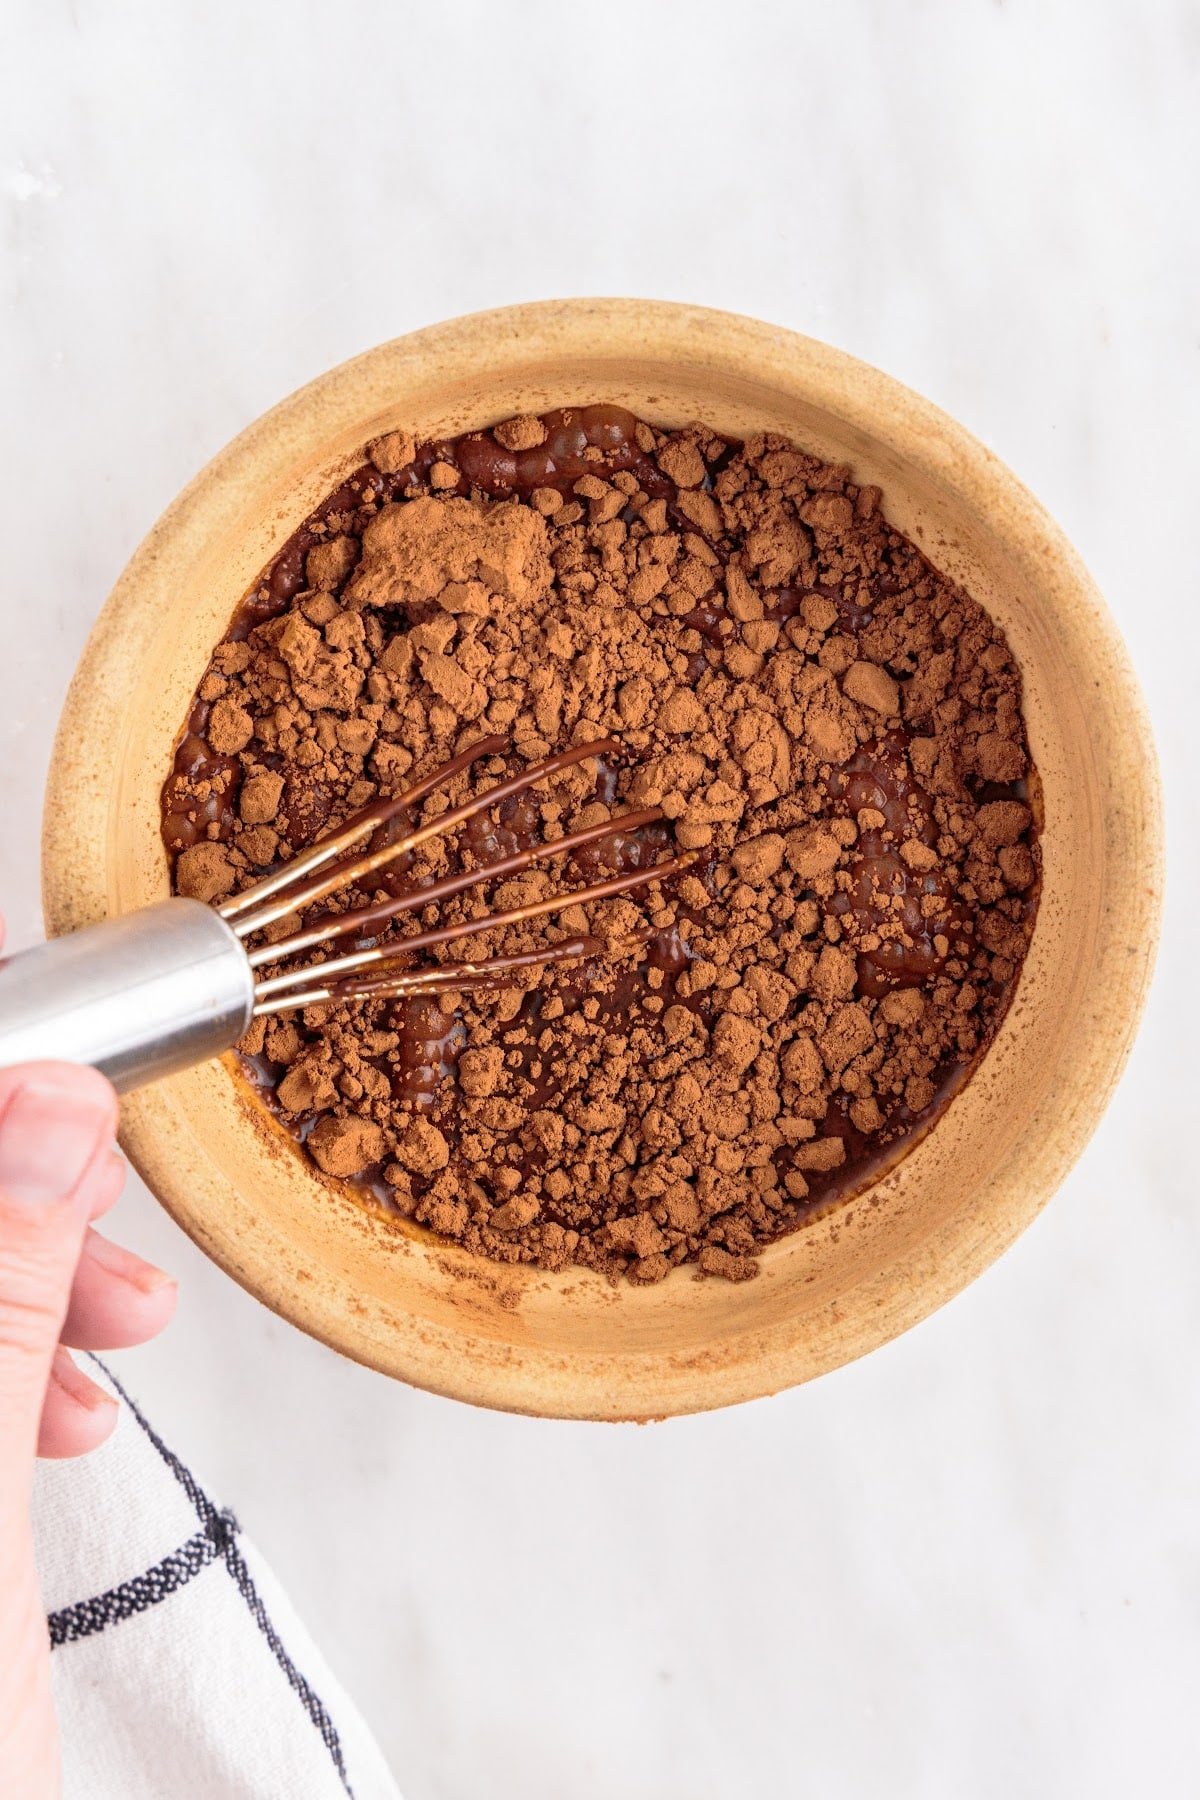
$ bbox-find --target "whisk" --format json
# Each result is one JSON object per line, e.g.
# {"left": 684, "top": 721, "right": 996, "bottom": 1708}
{"left": 0, "top": 735, "right": 691, "bottom": 1093}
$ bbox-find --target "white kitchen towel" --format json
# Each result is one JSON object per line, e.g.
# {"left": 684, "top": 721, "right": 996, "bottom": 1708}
{"left": 31, "top": 1358, "right": 400, "bottom": 1800}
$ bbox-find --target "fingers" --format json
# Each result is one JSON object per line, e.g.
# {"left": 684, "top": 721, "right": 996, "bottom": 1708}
{"left": 0, "top": 1063, "right": 118, "bottom": 1508}
{"left": 61, "top": 1230, "right": 177, "bottom": 1351}
{"left": 36, "top": 1348, "right": 119, "bottom": 1460}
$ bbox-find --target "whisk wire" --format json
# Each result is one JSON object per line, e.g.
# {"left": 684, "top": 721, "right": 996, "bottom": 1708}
{"left": 251, "top": 855, "right": 694, "bottom": 1001}
{"left": 218, "top": 734, "right": 506, "bottom": 925}
{"left": 247, "top": 803, "right": 665, "bottom": 969}
{"left": 223, "top": 734, "right": 695, "bottom": 1016}
{"left": 228, "top": 735, "right": 619, "bottom": 940}
{"left": 252, "top": 936, "right": 599, "bottom": 1018}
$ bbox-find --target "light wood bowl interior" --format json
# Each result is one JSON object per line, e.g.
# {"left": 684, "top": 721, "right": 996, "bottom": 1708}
{"left": 41, "top": 301, "right": 1162, "bottom": 1418}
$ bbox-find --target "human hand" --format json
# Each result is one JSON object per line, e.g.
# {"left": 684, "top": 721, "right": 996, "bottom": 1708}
{"left": 0, "top": 922, "right": 178, "bottom": 1795}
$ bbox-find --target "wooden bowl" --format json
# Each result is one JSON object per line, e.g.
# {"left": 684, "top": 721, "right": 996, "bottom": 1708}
{"left": 42, "top": 301, "right": 1162, "bottom": 1418}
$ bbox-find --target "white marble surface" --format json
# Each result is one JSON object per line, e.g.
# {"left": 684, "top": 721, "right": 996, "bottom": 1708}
{"left": 2, "top": 3, "right": 1197, "bottom": 1795}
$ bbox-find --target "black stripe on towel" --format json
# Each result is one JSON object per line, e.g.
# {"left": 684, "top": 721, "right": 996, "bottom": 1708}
{"left": 48, "top": 1511, "right": 235, "bottom": 1646}
{"left": 63, "top": 1358, "right": 353, "bottom": 1796}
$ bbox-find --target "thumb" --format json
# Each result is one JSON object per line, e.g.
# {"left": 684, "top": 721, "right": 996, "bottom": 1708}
{"left": 0, "top": 1063, "right": 118, "bottom": 1508}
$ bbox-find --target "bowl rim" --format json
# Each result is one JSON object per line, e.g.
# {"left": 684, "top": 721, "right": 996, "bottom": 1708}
{"left": 42, "top": 299, "right": 1164, "bottom": 1416}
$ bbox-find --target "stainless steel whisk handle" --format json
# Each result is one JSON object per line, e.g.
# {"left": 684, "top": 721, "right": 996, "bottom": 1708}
{"left": 0, "top": 900, "right": 255, "bottom": 1094}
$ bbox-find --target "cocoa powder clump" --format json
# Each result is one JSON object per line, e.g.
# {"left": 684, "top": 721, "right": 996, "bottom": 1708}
{"left": 162, "top": 404, "right": 1040, "bottom": 1285}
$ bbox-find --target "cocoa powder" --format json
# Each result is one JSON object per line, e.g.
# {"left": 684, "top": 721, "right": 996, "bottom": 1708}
{"left": 161, "top": 406, "right": 1040, "bottom": 1284}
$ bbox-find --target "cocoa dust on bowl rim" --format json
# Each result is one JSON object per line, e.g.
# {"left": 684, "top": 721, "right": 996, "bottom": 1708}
{"left": 42, "top": 302, "right": 1162, "bottom": 1418}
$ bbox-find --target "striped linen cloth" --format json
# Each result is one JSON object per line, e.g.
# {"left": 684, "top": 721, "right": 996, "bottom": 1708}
{"left": 31, "top": 1360, "right": 400, "bottom": 1800}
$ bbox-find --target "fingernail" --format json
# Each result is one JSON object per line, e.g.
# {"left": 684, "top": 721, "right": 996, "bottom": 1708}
{"left": 128, "top": 1265, "right": 177, "bottom": 1296}
{"left": 50, "top": 1351, "right": 118, "bottom": 1413}
{"left": 85, "top": 1230, "right": 176, "bottom": 1294}
{"left": 0, "top": 1082, "right": 114, "bottom": 1205}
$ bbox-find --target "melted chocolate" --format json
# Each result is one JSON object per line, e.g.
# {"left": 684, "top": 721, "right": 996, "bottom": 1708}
{"left": 161, "top": 404, "right": 1040, "bottom": 1253}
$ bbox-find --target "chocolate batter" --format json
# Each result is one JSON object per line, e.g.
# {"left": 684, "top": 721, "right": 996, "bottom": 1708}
{"left": 161, "top": 406, "right": 1040, "bottom": 1283}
